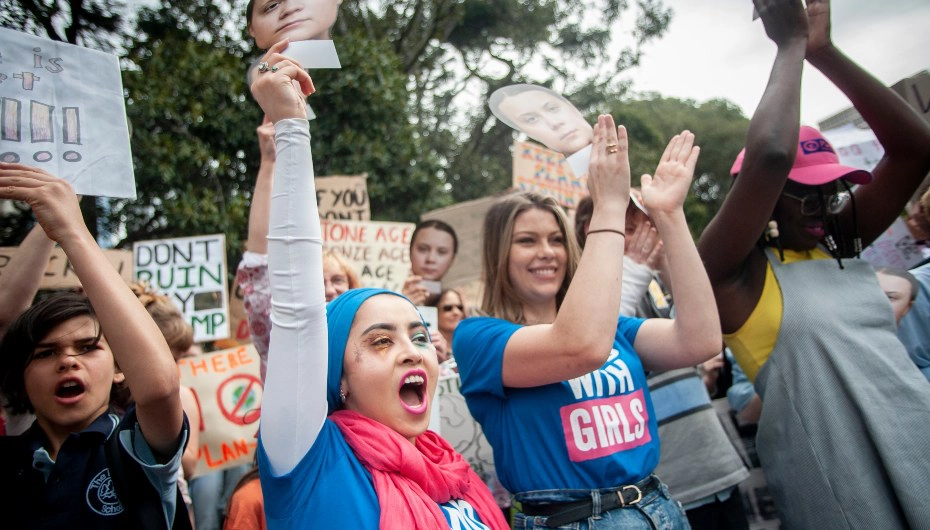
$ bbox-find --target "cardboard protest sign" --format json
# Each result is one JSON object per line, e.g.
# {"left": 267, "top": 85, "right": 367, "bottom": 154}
{"left": 0, "top": 28, "right": 135, "bottom": 198}
{"left": 437, "top": 374, "right": 498, "bottom": 485}
{"left": 178, "top": 344, "right": 262, "bottom": 477}
{"left": 892, "top": 71, "right": 930, "bottom": 124}
{"left": 133, "top": 234, "right": 229, "bottom": 342}
{"left": 513, "top": 140, "right": 588, "bottom": 208}
{"left": 862, "top": 218, "right": 925, "bottom": 270}
{"left": 421, "top": 195, "right": 502, "bottom": 287}
{"left": 0, "top": 246, "right": 132, "bottom": 289}
{"left": 227, "top": 276, "right": 253, "bottom": 344}
{"left": 315, "top": 174, "right": 370, "bottom": 220}
{"left": 321, "top": 219, "right": 414, "bottom": 292}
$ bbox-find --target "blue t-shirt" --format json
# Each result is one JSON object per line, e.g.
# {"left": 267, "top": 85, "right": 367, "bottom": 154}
{"left": 453, "top": 316, "right": 659, "bottom": 496}
{"left": 258, "top": 420, "right": 490, "bottom": 529}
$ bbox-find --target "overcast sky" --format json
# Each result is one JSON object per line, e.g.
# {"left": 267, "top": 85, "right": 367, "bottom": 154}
{"left": 624, "top": 0, "right": 930, "bottom": 126}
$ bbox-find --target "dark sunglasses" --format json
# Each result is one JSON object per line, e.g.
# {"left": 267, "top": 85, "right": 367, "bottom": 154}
{"left": 441, "top": 304, "right": 464, "bottom": 313}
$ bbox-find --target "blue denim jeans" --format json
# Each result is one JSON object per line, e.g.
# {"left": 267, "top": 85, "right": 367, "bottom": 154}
{"left": 512, "top": 477, "right": 690, "bottom": 529}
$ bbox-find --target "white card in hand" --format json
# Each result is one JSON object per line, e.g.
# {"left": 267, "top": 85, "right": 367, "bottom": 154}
{"left": 282, "top": 40, "right": 342, "bottom": 69}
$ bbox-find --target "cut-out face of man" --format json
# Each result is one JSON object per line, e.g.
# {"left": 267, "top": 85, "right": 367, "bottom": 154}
{"left": 490, "top": 85, "right": 593, "bottom": 156}
{"left": 248, "top": 0, "right": 341, "bottom": 50}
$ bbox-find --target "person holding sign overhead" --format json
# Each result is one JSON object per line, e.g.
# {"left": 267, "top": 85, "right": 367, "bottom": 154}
{"left": 697, "top": 0, "right": 930, "bottom": 527}
{"left": 250, "top": 41, "right": 509, "bottom": 529}
{"left": 0, "top": 163, "right": 189, "bottom": 529}
{"left": 453, "top": 118, "right": 722, "bottom": 528}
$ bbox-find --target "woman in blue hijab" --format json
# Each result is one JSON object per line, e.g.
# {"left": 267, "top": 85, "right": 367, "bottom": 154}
{"left": 250, "top": 41, "right": 508, "bottom": 530}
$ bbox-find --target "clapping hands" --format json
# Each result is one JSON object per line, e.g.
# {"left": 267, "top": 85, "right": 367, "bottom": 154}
{"left": 640, "top": 132, "right": 700, "bottom": 215}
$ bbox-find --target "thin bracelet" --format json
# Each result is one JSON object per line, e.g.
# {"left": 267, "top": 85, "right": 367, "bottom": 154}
{"left": 587, "top": 228, "right": 626, "bottom": 238}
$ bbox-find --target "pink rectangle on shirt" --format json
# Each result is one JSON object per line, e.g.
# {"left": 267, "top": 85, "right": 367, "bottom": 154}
{"left": 560, "top": 390, "right": 651, "bottom": 462}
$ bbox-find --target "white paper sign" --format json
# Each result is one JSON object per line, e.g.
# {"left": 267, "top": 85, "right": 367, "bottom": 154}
{"left": 862, "top": 218, "right": 925, "bottom": 270}
{"left": 0, "top": 27, "right": 135, "bottom": 198}
{"left": 822, "top": 124, "right": 884, "bottom": 172}
{"left": 133, "top": 234, "right": 230, "bottom": 342}
{"left": 437, "top": 374, "right": 498, "bottom": 480}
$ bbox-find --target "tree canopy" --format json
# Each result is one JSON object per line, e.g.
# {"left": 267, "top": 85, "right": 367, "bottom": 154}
{"left": 1, "top": 0, "right": 747, "bottom": 251}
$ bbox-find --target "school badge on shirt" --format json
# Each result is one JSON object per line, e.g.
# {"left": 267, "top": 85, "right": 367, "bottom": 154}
{"left": 86, "top": 468, "right": 124, "bottom": 516}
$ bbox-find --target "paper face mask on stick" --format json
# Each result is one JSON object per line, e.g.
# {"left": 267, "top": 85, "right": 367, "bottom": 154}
{"left": 247, "top": 0, "right": 342, "bottom": 69}
{"left": 489, "top": 84, "right": 593, "bottom": 176}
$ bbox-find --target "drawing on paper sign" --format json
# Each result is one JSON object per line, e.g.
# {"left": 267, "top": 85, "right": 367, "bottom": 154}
{"left": 0, "top": 28, "right": 136, "bottom": 198}
{"left": 217, "top": 374, "right": 262, "bottom": 426}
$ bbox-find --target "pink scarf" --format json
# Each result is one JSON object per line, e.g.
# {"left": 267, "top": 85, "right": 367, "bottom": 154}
{"left": 330, "top": 410, "right": 509, "bottom": 530}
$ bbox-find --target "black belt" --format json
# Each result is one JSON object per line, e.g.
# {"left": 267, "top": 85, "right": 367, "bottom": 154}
{"left": 521, "top": 475, "right": 660, "bottom": 528}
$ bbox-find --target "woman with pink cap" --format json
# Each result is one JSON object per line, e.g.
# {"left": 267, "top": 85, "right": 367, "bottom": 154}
{"left": 698, "top": 0, "right": 930, "bottom": 528}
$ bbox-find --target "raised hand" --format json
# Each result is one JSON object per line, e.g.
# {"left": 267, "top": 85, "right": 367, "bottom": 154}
{"left": 640, "top": 132, "right": 700, "bottom": 214}
{"left": 250, "top": 39, "right": 316, "bottom": 123}
{"left": 754, "top": 0, "right": 808, "bottom": 48}
{"left": 401, "top": 274, "right": 428, "bottom": 306}
{"left": 805, "top": 0, "right": 832, "bottom": 58}
{"left": 625, "top": 220, "right": 664, "bottom": 269}
{"left": 586, "top": 114, "right": 631, "bottom": 212}
{"left": 0, "top": 163, "right": 86, "bottom": 244}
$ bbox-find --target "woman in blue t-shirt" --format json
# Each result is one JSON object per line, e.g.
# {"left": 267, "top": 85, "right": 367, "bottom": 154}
{"left": 454, "top": 121, "right": 722, "bottom": 529}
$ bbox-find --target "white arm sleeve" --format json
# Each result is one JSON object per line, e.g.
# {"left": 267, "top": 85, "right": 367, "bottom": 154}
{"left": 620, "top": 256, "right": 654, "bottom": 317}
{"left": 260, "top": 118, "right": 329, "bottom": 475}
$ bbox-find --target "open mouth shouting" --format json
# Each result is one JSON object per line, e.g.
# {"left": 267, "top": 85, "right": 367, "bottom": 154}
{"left": 398, "top": 369, "right": 428, "bottom": 415}
{"left": 55, "top": 377, "right": 86, "bottom": 405}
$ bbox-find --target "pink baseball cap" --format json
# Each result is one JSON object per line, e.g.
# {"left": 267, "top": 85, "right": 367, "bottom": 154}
{"left": 730, "top": 126, "right": 872, "bottom": 185}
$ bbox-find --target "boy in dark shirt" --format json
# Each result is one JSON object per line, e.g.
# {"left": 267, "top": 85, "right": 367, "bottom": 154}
{"left": 0, "top": 163, "right": 188, "bottom": 529}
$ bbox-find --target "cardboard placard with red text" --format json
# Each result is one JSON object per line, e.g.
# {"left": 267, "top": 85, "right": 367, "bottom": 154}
{"left": 512, "top": 140, "right": 587, "bottom": 208}
{"left": 178, "top": 344, "right": 262, "bottom": 477}
{"left": 321, "top": 219, "right": 415, "bottom": 292}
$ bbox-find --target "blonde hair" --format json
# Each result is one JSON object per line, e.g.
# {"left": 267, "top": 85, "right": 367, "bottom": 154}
{"left": 480, "top": 192, "right": 580, "bottom": 323}
{"left": 129, "top": 282, "right": 194, "bottom": 359}
{"left": 322, "top": 250, "right": 362, "bottom": 289}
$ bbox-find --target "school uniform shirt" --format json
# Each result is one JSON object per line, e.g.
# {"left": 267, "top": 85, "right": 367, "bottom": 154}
{"left": 1, "top": 410, "right": 186, "bottom": 530}
{"left": 454, "top": 316, "right": 659, "bottom": 496}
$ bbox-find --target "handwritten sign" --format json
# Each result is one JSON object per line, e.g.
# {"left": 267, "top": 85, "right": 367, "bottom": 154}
{"left": 321, "top": 219, "right": 414, "bottom": 292}
{"left": 133, "top": 234, "right": 229, "bottom": 342}
{"left": 178, "top": 344, "right": 262, "bottom": 477}
{"left": 437, "top": 374, "right": 498, "bottom": 485}
{"left": 862, "top": 218, "right": 925, "bottom": 270}
{"left": 822, "top": 124, "right": 884, "bottom": 172}
{"left": 227, "top": 276, "right": 252, "bottom": 343}
{"left": 0, "top": 27, "right": 135, "bottom": 198}
{"left": 512, "top": 140, "right": 587, "bottom": 208}
{"left": 0, "top": 246, "right": 132, "bottom": 289}
{"left": 315, "top": 174, "right": 370, "bottom": 220}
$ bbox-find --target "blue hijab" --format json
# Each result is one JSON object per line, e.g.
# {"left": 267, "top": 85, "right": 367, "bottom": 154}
{"left": 325, "top": 288, "right": 424, "bottom": 414}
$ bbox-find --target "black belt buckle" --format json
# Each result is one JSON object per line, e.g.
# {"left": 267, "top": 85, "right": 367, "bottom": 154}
{"left": 538, "top": 479, "right": 652, "bottom": 528}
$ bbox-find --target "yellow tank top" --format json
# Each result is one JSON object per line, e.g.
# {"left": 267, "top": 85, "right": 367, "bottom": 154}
{"left": 724, "top": 248, "right": 831, "bottom": 382}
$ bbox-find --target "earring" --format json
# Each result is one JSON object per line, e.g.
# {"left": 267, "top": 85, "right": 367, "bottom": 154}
{"left": 765, "top": 220, "right": 785, "bottom": 261}
{"left": 340, "top": 389, "right": 347, "bottom": 403}
{"left": 765, "top": 220, "right": 779, "bottom": 240}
